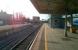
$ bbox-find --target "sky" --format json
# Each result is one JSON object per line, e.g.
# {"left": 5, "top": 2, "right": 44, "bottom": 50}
{"left": 0, "top": 0, "right": 50, "bottom": 20}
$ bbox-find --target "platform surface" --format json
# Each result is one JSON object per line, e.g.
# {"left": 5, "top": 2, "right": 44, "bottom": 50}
{"left": 30, "top": 23, "right": 78, "bottom": 50}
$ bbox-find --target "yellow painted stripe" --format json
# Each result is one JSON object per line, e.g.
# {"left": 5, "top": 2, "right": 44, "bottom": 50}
{"left": 45, "top": 24, "right": 48, "bottom": 50}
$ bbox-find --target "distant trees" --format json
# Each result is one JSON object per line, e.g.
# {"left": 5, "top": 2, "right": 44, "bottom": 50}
{"left": 10, "top": 13, "right": 27, "bottom": 24}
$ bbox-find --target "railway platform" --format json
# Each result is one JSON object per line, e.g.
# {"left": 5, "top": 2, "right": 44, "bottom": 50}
{"left": 30, "top": 23, "right": 78, "bottom": 50}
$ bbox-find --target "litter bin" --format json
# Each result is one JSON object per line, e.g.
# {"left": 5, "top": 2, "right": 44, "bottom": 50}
{"left": 72, "top": 27, "right": 76, "bottom": 33}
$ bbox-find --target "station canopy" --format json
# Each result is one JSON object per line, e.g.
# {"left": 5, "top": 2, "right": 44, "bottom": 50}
{"left": 31, "top": 0, "right": 78, "bottom": 15}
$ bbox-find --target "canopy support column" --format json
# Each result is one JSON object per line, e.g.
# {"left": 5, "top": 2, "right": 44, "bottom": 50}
{"left": 70, "top": 14, "right": 73, "bottom": 33}
{"left": 65, "top": 14, "right": 68, "bottom": 37}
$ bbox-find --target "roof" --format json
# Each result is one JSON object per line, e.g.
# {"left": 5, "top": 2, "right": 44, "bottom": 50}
{"left": 31, "top": 0, "right": 78, "bottom": 15}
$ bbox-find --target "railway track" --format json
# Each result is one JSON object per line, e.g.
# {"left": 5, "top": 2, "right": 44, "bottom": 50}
{"left": 0, "top": 23, "right": 42, "bottom": 50}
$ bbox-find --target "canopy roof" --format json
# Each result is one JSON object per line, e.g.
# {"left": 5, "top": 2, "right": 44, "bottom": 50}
{"left": 31, "top": 0, "right": 78, "bottom": 15}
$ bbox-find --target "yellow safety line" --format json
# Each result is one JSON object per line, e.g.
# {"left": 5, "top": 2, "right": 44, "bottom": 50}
{"left": 45, "top": 24, "right": 48, "bottom": 50}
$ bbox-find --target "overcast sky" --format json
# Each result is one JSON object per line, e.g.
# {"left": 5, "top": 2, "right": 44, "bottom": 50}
{"left": 0, "top": 0, "right": 50, "bottom": 20}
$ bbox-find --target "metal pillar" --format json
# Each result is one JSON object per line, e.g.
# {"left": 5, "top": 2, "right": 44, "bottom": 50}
{"left": 70, "top": 14, "right": 73, "bottom": 32}
{"left": 50, "top": 13, "right": 52, "bottom": 28}
{"left": 65, "top": 14, "right": 68, "bottom": 37}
